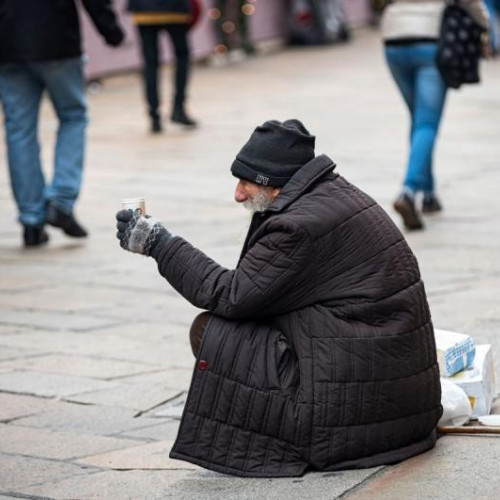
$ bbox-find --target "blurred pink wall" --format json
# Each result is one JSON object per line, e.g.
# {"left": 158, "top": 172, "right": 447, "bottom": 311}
{"left": 81, "top": 0, "right": 371, "bottom": 79}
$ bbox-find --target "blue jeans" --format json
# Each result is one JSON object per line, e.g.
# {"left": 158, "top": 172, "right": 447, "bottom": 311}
{"left": 0, "top": 57, "right": 87, "bottom": 226}
{"left": 385, "top": 43, "right": 447, "bottom": 195}
{"left": 485, "top": 0, "right": 499, "bottom": 51}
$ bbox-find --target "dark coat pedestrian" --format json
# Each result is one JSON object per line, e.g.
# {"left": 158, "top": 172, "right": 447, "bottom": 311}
{"left": 128, "top": 0, "right": 191, "bottom": 13}
{"left": 0, "top": 0, "right": 124, "bottom": 64}
{"left": 0, "top": 0, "right": 124, "bottom": 247}
{"left": 116, "top": 119, "right": 442, "bottom": 477}
{"left": 127, "top": 0, "right": 198, "bottom": 132}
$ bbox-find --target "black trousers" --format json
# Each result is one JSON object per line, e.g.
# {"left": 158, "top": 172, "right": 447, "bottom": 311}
{"left": 137, "top": 24, "right": 190, "bottom": 119}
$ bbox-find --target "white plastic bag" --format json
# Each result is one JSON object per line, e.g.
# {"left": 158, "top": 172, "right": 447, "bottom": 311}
{"left": 439, "top": 377, "right": 472, "bottom": 426}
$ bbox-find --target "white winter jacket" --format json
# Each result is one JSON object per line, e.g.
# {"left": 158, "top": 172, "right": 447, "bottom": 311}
{"left": 381, "top": 0, "right": 489, "bottom": 41}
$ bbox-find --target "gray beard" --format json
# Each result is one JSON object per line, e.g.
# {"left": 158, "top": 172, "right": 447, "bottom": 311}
{"left": 243, "top": 188, "right": 274, "bottom": 213}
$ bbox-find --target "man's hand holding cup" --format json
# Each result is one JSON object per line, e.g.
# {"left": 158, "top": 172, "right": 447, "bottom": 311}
{"left": 116, "top": 198, "right": 173, "bottom": 256}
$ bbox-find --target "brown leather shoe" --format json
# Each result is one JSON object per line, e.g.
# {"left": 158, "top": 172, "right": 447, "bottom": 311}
{"left": 393, "top": 194, "right": 424, "bottom": 230}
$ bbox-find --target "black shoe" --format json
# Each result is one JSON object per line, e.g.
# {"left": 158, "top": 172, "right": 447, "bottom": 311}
{"left": 23, "top": 225, "right": 49, "bottom": 247}
{"left": 422, "top": 195, "right": 443, "bottom": 214}
{"left": 151, "top": 116, "right": 162, "bottom": 134}
{"left": 171, "top": 109, "right": 198, "bottom": 127}
{"left": 393, "top": 193, "right": 424, "bottom": 230}
{"left": 45, "top": 203, "right": 88, "bottom": 238}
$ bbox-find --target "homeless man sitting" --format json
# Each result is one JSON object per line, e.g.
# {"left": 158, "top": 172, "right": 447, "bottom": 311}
{"left": 116, "top": 118, "right": 442, "bottom": 478}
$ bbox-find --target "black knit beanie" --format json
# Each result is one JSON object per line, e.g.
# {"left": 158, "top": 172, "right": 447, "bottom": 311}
{"left": 231, "top": 119, "right": 316, "bottom": 187}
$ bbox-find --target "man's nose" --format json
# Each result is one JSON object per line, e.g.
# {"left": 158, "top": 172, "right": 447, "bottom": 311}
{"left": 234, "top": 182, "right": 247, "bottom": 203}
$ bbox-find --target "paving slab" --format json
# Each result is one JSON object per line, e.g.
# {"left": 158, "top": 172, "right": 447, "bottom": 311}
{"left": 0, "top": 454, "right": 95, "bottom": 491}
{"left": 163, "top": 468, "right": 384, "bottom": 500}
{"left": 0, "top": 371, "right": 117, "bottom": 398}
{"left": 0, "top": 345, "right": 46, "bottom": 361}
{"left": 12, "top": 403, "right": 160, "bottom": 436}
{"left": 118, "top": 419, "right": 180, "bottom": 442}
{"left": 104, "top": 341, "right": 195, "bottom": 369}
{"left": 150, "top": 392, "right": 187, "bottom": 420}
{"left": 118, "top": 367, "right": 193, "bottom": 389}
{"left": 77, "top": 440, "right": 198, "bottom": 470}
{"left": 0, "top": 393, "right": 74, "bottom": 423}
{"left": 90, "top": 321, "right": 189, "bottom": 341}
{"left": 0, "top": 284, "right": 147, "bottom": 313}
{"left": 18, "top": 470, "right": 191, "bottom": 500}
{"left": 0, "top": 329, "right": 152, "bottom": 357}
{"left": 1, "top": 353, "right": 156, "bottom": 380}
{"left": 93, "top": 294, "right": 201, "bottom": 324}
{"left": 0, "top": 309, "right": 121, "bottom": 332}
{"left": 346, "top": 436, "right": 500, "bottom": 500}
{"left": 0, "top": 274, "right": 54, "bottom": 292}
{"left": 0, "top": 423, "right": 139, "bottom": 460}
{"left": 95, "top": 302, "right": 199, "bottom": 326}
{"left": 93, "top": 320, "right": 194, "bottom": 347}
{"left": 430, "top": 276, "right": 500, "bottom": 310}
{"left": 0, "top": 325, "right": 27, "bottom": 336}
{"left": 65, "top": 384, "right": 181, "bottom": 412}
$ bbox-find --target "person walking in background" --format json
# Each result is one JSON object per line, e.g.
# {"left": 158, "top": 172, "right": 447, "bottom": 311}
{"left": 484, "top": 0, "right": 500, "bottom": 52}
{"left": 0, "top": 0, "right": 124, "bottom": 247}
{"left": 381, "top": 0, "right": 489, "bottom": 230}
{"left": 128, "top": 0, "right": 198, "bottom": 133}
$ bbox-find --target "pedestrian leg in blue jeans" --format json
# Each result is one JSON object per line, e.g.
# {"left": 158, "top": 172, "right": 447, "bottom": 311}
{"left": 385, "top": 43, "right": 447, "bottom": 229}
{"left": 0, "top": 66, "right": 46, "bottom": 227}
{"left": 406, "top": 63, "right": 446, "bottom": 196}
{"left": 485, "top": 0, "right": 499, "bottom": 52}
{"left": 0, "top": 57, "right": 88, "bottom": 245}
{"left": 41, "top": 57, "right": 88, "bottom": 215}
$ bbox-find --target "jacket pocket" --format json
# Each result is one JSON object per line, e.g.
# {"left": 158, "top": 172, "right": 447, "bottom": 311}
{"left": 275, "top": 333, "right": 300, "bottom": 397}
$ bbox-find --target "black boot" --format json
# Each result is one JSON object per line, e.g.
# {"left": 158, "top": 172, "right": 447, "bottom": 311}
{"left": 171, "top": 106, "right": 197, "bottom": 127}
{"left": 151, "top": 115, "right": 162, "bottom": 134}
{"left": 45, "top": 203, "right": 88, "bottom": 238}
{"left": 23, "top": 225, "right": 49, "bottom": 247}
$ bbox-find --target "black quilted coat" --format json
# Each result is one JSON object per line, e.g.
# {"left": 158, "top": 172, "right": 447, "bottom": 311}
{"left": 151, "top": 154, "right": 442, "bottom": 477}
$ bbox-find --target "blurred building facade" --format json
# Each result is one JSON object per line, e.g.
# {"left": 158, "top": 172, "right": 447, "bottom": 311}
{"left": 81, "top": 0, "right": 371, "bottom": 78}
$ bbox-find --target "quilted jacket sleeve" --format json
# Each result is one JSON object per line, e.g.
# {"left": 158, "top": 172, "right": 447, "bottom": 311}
{"left": 82, "top": 0, "right": 125, "bottom": 46}
{"left": 151, "top": 224, "right": 314, "bottom": 319}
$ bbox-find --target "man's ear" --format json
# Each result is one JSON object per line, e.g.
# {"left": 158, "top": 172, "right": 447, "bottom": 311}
{"left": 272, "top": 187, "right": 281, "bottom": 199}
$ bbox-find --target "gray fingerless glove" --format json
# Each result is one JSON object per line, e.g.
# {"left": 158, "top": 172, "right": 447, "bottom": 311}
{"left": 116, "top": 209, "right": 173, "bottom": 256}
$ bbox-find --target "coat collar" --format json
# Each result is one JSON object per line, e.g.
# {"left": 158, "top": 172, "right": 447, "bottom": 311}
{"left": 265, "top": 154, "right": 337, "bottom": 213}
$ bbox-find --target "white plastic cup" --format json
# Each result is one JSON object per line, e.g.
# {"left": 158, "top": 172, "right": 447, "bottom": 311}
{"left": 121, "top": 197, "right": 146, "bottom": 217}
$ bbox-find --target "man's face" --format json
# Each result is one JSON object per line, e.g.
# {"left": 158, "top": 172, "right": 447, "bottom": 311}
{"left": 234, "top": 180, "right": 280, "bottom": 212}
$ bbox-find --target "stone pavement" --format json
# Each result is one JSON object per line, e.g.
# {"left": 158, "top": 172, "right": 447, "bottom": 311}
{"left": 0, "top": 28, "right": 499, "bottom": 499}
